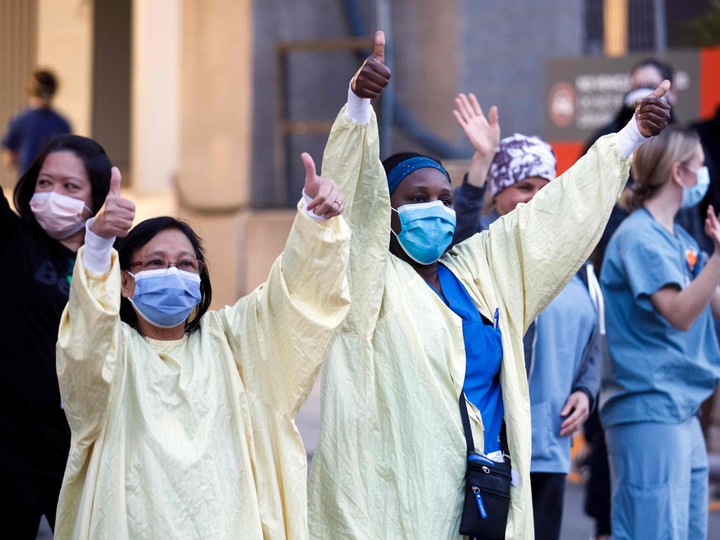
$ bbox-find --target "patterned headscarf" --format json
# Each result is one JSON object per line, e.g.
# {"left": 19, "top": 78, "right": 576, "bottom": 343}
{"left": 488, "top": 134, "right": 557, "bottom": 196}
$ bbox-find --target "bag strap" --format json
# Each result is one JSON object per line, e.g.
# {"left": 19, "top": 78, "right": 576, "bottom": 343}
{"left": 459, "top": 391, "right": 509, "bottom": 456}
{"left": 459, "top": 391, "right": 477, "bottom": 455}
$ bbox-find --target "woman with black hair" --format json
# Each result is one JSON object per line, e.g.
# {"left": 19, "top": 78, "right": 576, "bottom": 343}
{"left": 55, "top": 153, "right": 350, "bottom": 539}
{"left": 0, "top": 134, "right": 111, "bottom": 539}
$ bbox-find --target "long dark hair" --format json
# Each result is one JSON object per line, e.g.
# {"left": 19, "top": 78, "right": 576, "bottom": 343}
{"left": 14, "top": 134, "right": 112, "bottom": 226}
{"left": 115, "top": 217, "right": 212, "bottom": 335}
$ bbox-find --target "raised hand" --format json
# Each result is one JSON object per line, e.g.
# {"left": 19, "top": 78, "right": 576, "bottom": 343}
{"left": 90, "top": 167, "right": 136, "bottom": 239}
{"left": 705, "top": 205, "right": 720, "bottom": 255}
{"left": 453, "top": 93, "right": 500, "bottom": 158}
{"left": 453, "top": 93, "right": 500, "bottom": 188}
{"left": 635, "top": 80, "right": 672, "bottom": 138}
{"left": 302, "top": 153, "right": 345, "bottom": 219}
{"left": 351, "top": 30, "right": 391, "bottom": 99}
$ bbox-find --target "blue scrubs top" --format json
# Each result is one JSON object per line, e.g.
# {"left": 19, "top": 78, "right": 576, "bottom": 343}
{"left": 530, "top": 275, "right": 596, "bottom": 473}
{"left": 436, "top": 264, "right": 504, "bottom": 453}
{"left": 2, "top": 108, "right": 71, "bottom": 175}
{"left": 600, "top": 208, "right": 720, "bottom": 428}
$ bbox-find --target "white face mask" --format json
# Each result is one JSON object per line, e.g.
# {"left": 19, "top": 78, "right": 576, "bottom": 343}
{"left": 30, "top": 191, "right": 91, "bottom": 240}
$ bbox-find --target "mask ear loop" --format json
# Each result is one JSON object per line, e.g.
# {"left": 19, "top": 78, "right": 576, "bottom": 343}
{"left": 390, "top": 206, "right": 401, "bottom": 238}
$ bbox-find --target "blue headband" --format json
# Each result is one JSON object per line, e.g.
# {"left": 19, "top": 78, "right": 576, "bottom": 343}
{"left": 386, "top": 156, "right": 451, "bottom": 194}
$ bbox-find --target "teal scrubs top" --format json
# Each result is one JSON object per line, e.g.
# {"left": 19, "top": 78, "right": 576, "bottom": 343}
{"left": 600, "top": 208, "right": 720, "bottom": 428}
{"left": 530, "top": 275, "right": 597, "bottom": 473}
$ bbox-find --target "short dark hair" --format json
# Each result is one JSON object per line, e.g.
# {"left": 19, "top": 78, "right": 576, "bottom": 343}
{"left": 631, "top": 58, "right": 674, "bottom": 84}
{"left": 14, "top": 134, "right": 112, "bottom": 226}
{"left": 26, "top": 69, "right": 59, "bottom": 99}
{"left": 115, "top": 217, "right": 213, "bottom": 335}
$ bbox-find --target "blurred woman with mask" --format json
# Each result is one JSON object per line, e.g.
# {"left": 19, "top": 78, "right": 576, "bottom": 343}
{"left": 308, "top": 32, "right": 671, "bottom": 539}
{"left": 54, "top": 152, "right": 350, "bottom": 539}
{"left": 600, "top": 125, "right": 720, "bottom": 540}
{"left": 0, "top": 134, "right": 112, "bottom": 539}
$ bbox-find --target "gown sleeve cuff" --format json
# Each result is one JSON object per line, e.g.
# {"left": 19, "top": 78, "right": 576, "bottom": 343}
{"left": 301, "top": 190, "right": 329, "bottom": 222}
{"left": 615, "top": 114, "right": 648, "bottom": 158}
{"left": 82, "top": 218, "right": 115, "bottom": 275}
{"left": 346, "top": 82, "right": 372, "bottom": 125}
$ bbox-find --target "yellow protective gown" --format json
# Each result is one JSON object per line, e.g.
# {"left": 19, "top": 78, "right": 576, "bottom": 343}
{"left": 55, "top": 206, "right": 350, "bottom": 540}
{"left": 307, "top": 105, "right": 631, "bottom": 539}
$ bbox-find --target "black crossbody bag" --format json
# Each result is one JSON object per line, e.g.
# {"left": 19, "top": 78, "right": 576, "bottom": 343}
{"left": 458, "top": 392, "right": 512, "bottom": 539}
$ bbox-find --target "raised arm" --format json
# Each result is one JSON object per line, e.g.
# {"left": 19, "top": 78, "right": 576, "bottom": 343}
{"left": 319, "top": 31, "right": 391, "bottom": 335}
{"left": 56, "top": 168, "right": 135, "bottom": 441}
{"left": 219, "top": 154, "right": 351, "bottom": 417}
{"left": 0, "top": 185, "right": 19, "bottom": 239}
{"left": 452, "top": 93, "right": 499, "bottom": 243}
{"left": 450, "top": 82, "right": 672, "bottom": 331}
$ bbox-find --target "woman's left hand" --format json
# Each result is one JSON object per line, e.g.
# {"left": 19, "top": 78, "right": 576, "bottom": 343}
{"left": 635, "top": 80, "right": 672, "bottom": 137}
{"left": 302, "top": 152, "right": 345, "bottom": 219}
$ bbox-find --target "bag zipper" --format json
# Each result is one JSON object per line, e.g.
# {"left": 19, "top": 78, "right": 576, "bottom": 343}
{"left": 471, "top": 486, "right": 488, "bottom": 519}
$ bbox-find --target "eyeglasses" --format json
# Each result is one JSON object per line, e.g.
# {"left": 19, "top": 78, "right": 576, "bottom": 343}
{"left": 128, "top": 258, "right": 205, "bottom": 274}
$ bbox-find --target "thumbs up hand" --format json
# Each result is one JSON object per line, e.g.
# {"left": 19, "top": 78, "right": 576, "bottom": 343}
{"left": 90, "top": 167, "right": 136, "bottom": 239}
{"left": 351, "top": 30, "right": 391, "bottom": 99}
{"left": 635, "top": 80, "right": 672, "bottom": 138}
{"left": 302, "top": 152, "right": 345, "bottom": 219}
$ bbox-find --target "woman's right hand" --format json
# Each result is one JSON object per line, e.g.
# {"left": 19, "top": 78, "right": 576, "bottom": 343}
{"left": 90, "top": 167, "right": 136, "bottom": 239}
{"left": 705, "top": 205, "right": 720, "bottom": 255}
{"left": 351, "top": 31, "right": 391, "bottom": 99}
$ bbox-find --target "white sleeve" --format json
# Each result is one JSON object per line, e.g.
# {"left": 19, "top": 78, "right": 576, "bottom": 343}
{"left": 346, "top": 82, "right": 372, "bottom": 125}
{"left": 301, "top": 190, "right": 330, "bottom": 222}
{"left": 615, "top": 114, "right": 649, "bottom": 158}
{"left": 82, "top": 218, "right": 115, "bottom": 275}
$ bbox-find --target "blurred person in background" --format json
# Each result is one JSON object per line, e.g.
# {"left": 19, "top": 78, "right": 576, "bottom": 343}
{"left": 693, "top": 105, "right": 720, "bottom": 449}
{"left": 2, "top": 69, "right": 72, "bottom": 178}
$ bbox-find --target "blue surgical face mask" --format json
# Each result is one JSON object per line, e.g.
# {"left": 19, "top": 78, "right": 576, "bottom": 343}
{"left": 680, "top": 165, "right": 710, "bottom": 209}
{"left": 391, "top": 200, "right": 456, "bottom": 265}
{"left": 128, "top": 267, "right": 202, "bottom": 329}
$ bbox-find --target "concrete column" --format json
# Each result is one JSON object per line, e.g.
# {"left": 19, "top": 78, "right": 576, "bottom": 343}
{"left": 131, "top": 0, "right": 181, "bottom": 194}
{"left": 0, "top": 0, "right": 37, "bottom": 189}
{"left": 37, "top": 0, "right": 94, "bottom": 136}
{"left": 179, "top": 0, "right": 253, "bottom": 307}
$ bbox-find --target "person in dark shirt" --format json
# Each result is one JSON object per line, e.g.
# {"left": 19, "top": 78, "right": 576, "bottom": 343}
{"left": 2, "top": 69, "right": 72, "bottom": 177}
{"left": 0, "top": 134, "right": 114, "bottom": 539}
